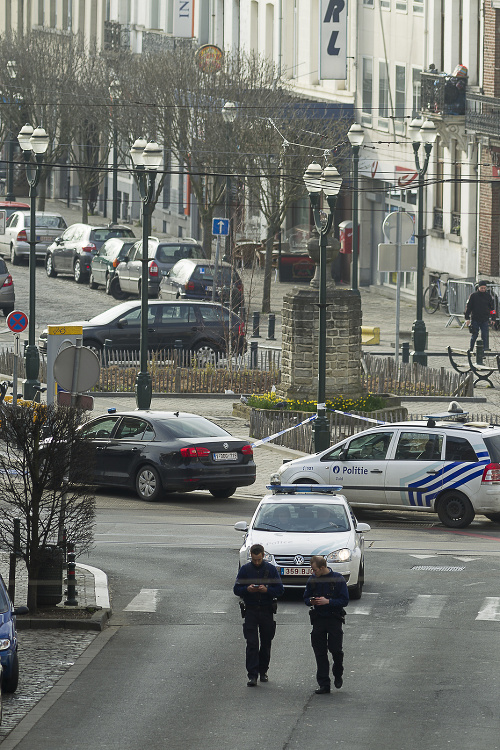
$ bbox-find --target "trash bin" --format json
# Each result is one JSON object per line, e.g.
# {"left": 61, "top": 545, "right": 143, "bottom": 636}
{"left": 36, "top": 545, "right": 64, "bottom": 606}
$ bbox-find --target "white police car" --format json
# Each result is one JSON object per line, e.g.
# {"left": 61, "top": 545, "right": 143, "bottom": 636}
{"left": 271, "top": 411, "right": 500, "bottom": 529}
{"left": 234, "top": 485, "right": 370, "bottom": 599}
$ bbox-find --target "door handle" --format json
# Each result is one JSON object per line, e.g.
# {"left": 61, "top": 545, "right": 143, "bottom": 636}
{"left": 426, "top": 469, "right": 440, "bottom": 474}
{"left": 147, "top": 327, "right": 155, "bottom": 332}
{"left": 370, "top": 469, "right": 383, "bottom": 474}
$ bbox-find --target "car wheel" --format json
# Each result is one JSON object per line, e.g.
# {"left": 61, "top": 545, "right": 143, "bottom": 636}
{"left": 10, "top": 245, "right": 20, "bottom": 266}
{"left": 2, "top": 306, "right": 14, "bottom": 317}
{"left": 45, "top": 253, "right": 57, "bottom": 277}
{"left": 348, "top": 562, "right": 364, "bottom": 600}
{"left": 74, "top": 260, "right": 85, "bottom": 284}
{"left": 210, "top": 486, "right": 237, "bottom": 499}
{"left": 89, "top": 272, "right": 98, "bottom": 290}
{"left": 193, "top": 343, "right": 220, "bottom": 367}
{"left": 293, "top": 478, "right": 318, "bottom": 484}
{"left": 436, "top": 492, "right": 475, "bottom": 528}
{"left": 136, "top": 465, "right": 162, "bottom": 502}
{"left": 2, "top": 651, "right": 19, "bottom": 693}
{"left": 484, "top": 512, "right": 500, "bottom": 523}
{"left": 109, "top": 276, "right": 127, "bottom": 300}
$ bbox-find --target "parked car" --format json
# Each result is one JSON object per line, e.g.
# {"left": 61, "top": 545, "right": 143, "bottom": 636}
{"left": 234, "top": 484, "right": 370, "bottom": 598}
{"left": 112, "top": 237, "right": 207, "bottom": 299}
{"left": 0, "top": 573, "right": 28, "bottom": 692}
{"left": 0, "top": 257, "right": 15, "bottom": 316}
{"left": 45, "top": 223, "right": 135, "bottom": 283}
{"left": 271, "top": 414, "right": 500, "bottom": 528}
{"left": 38, "top": 299, "right": 247, "bottom": 359}
{"left": 77, "top": 410, "right": 256, "bottom": 501}
{"left": 0, "top": 201, "right": 30, "bottom": 220}
{"left": 160, "top": 258, "right": 244, "bottom": 309}
{"left": 0, "top": 211, "right": 67, "bottom": 265}
{"left": 89, "top": 237, "right": 136, "bottom": 294}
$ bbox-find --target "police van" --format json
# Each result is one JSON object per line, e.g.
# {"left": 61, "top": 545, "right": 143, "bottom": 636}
{"left": 271, "top": 409, "right": 500, "bottom": 528}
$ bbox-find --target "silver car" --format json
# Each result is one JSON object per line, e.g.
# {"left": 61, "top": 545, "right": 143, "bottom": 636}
{"left": 0, "top": 211, "right": 67, "bottom": 265}
{"left": 0, "top": 257, "right": 15, "bottom": 316}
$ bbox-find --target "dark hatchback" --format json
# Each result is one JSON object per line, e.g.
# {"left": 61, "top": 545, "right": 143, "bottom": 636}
{"left": 38, "top": 299, "right": 246, "bottom": 358}
{"left": 78, "top": 411, "right": 256, "bottom": 501}
{"left": 89, "top": 237, "right": 136, "bottom": 294}
{"left": 160, "top": 259, "right": 244, "bottom": 310}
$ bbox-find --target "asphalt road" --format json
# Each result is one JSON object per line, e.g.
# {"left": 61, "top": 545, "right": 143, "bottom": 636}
{"left": 5, "top": 491, "right": 500, "bottom": 750}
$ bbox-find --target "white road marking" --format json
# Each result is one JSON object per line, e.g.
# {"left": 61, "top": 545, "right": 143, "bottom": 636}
{"left": 476, "top": 597, "right": 500, "bottom": 621}
{"left": 407, "top": 594, "right": 447, "bottom": 618}
{"left": 409, "top": 554, "right": 437, "bottom": 559}
{"left": 453, "top": 556, "right": 479, "bottom": 562}
{"left": 348, "top": 592, "right": 380, "bottom": 615}
{"left": 124, "top": 588, "right": 159, "bottom": 612}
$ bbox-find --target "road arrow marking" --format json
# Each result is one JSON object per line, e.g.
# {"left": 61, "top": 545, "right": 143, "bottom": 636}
{"left": 453, "top": 556, "right": 478, "bottom": 562}
{"left": 409, "top": 554, "right": 437, "bottom": 559}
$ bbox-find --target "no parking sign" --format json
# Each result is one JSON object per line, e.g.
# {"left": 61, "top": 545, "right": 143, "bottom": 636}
{"left": 6, "top": 311, "right": 28, "bottom": 333}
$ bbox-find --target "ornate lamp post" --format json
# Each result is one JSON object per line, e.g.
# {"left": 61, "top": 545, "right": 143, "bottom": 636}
{"left": 17, "top": 124, "right": 49, "bottom": 400}
{"left": 221, "top": 101, "right": 237, "bottom": 260}
{"left": 408, "top": 117, "right": 437, "bottom": 366}
{"left": 130, "top": 138, "right": 162, "bottom": 410}
{"left": 109, "top": 79, "right": 121, "bottom": 224}
{"left": 303, "top": 162, "right": 343, "bottom": 453}
{"left": 347, "top": 123, "right": 365, "bottom": 292}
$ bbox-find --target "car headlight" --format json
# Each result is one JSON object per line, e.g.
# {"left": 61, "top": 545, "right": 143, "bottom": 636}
{"left": 246, "top": 548, "right": 275, "bottom": 564}
{"left": 327, "top": 548, "right": 351, "bottom": 563}
{"left": 0, "top": 638, "right": 11, "bottom": 651}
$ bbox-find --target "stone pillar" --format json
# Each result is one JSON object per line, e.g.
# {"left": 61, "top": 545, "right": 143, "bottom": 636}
{"left": 279, "top": 285, "right": 363, "bottom": 401}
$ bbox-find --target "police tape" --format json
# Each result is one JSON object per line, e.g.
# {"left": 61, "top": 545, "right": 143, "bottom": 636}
{"left": 328, "top": 409, "right": 387, "bottom": 425}
{"left": 251, "top": 414, "right": 318, "bottom": 448}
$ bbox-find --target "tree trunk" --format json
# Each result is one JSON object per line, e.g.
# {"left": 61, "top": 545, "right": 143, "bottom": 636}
{"left": 200, "top": 212, "right": 213, "bottom": 260}
{"left": 261, "top": 223, "right": 279, "bottom": 314}
{"left": 37, "top": 176, "right": 47, "bottom": 212}
{"left": 80, "top": 183, "right": 89, "bottom": 224}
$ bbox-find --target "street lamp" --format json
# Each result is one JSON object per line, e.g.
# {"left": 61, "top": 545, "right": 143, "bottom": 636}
{"left": 5, "top": 61, "right": 17, "bottom": 202}
{"left": 222, "top": 102, "right": 237, "bottom": 261}
{"left": 303, "top": 162, "right": 343, "bottom": 453}
{"left": 130, "top": 137, "right": 162, "bottom": 410}
{"left": 347, "top": 123, "right": 365, "bottom": 292}
{"left": 408, "top": 117, "right": 437, "bottom": 366}
{"left": 109, "top": 79, "right": 121, "bottom": 224}
{"left": 17, "top": 124, "right": 49, "bottom": 400}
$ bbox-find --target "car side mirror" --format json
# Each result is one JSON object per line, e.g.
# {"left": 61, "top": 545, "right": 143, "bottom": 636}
{"left": 355, "top": 523, "right": 371, "bottom": 533}
{"left": 234, "top": 521, "right": 248, "bottom": 532}
{"left": 117, "top": 318, "right": 128, "bottom": 329}
{"left": 55, "top": 237, "right": 63, "bottom": 244}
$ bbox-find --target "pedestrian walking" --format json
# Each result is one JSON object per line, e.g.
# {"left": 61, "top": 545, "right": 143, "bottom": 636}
{"left": 233, "top": 543, "right": 284, "bottom": 687}
{"left": 465, "top": 281, "right": 496, "bottom": 351}
{"left": 304, "top": 555, "right": 349, "bottom": 694}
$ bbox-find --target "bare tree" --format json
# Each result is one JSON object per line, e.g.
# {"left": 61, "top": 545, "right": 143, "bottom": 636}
{"left": 0, "top": 403, "right": 95, "bottom": 612}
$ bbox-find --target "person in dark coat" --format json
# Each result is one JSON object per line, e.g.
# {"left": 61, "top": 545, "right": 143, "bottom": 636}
{"left": 465, "top": 281, "right": 495, "bottom": 351}
{"left": 303, "top": 555, "right": 349, "bottom": 694}
{"left": 233, "top": 543, "right": 284, "bottom": 687}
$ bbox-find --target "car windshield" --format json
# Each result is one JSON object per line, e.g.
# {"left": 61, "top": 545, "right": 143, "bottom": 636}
{"left": 91, "top": 228, "right": 135, "bottom": 242}
{"left": 156, "top": 245, "right": 204, "bottom": 263}
{"left": 0, "top": 582, "right": 10, "bottom": 613}
{"left": 88, "top": 303, "right": 143, "bottom": 325}
{"left": 192, "top": 266, "right": 238, "bottom": 285}
{"left": 483, "top": 435, "right": 500, "bottom": 462}
{"left": 253, "top": 503, "right": 350, "bottom": 532}
{"left": 25, "top": 215, "right": 67, "bottom": 229}
{"left": 158, "top": 416, "right": 230, "bottom": 439}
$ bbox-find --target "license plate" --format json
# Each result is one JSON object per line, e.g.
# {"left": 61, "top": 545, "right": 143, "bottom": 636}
{"left": 281, "top": 567, "right": 312, "bottom": 576}
{"left": 39, "top": 235, "right": 53, "bottom": 242}
{"left": 213, "top": 452, "right": 238, "bottom": 461}
{"left": 205, "top": 285, "right": 212, "bottom": 293}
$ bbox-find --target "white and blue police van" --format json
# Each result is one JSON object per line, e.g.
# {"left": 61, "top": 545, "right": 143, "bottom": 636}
{"left": 271, "top": 410, "right": 500, "bottom": 528}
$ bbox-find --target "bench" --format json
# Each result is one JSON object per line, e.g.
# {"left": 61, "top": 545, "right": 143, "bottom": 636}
{"left": 447, "top": 346, "right": 496, "bottom": 387}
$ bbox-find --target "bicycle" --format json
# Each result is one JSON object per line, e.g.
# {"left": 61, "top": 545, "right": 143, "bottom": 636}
{"left": 424, "top": 272, "right": 449, "bottom": 314}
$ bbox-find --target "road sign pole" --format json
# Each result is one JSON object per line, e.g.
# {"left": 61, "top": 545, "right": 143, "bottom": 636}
{"left": 212, "top": 235, "right": 221, "bottom": 302}
{"left": 12, "top": 335, "right": 19, "bottom": 406}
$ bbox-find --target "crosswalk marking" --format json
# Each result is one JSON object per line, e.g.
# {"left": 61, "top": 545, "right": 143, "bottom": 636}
{"left": 476, "top": 596, "right": 500, "bottom": 621}
{"left": 407, "top": 594, "right": 447, "bottom": 618}
{"left": 348, "top": 592, "right": 380, "bottom": 616}
{"left": 124, "top": 589, "right": 159, "bottom": 612}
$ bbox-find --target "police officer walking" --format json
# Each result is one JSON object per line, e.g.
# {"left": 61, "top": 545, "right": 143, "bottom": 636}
{"left": 304, "top": 555, "right": 349, "bottom": 694}
{"left": 233, "top": 543, "right": 284, "bottom": 687}
{"left": 465, "top": 281, "right": 495, "bottom": 351}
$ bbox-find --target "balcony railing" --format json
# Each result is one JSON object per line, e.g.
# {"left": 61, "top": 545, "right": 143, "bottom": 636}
{"left": 466, "top": 92, "right": 500, "bottom": 138}
{"left": 421, "top": 71, "right": 467, "bottom": 116}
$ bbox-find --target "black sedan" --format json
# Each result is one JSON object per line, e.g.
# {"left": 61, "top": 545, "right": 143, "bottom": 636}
{"left": 79, "top": 410, "right": 256, "bottom": 501}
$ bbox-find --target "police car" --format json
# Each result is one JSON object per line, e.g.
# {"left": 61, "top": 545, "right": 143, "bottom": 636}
{"left": 234, "top": 485, "right": 370, "bottom": 598}
{"left": 270, "top": 408, "right": 500, "bottom": 529}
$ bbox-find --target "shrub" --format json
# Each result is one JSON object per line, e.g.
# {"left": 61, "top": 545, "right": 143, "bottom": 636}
{"left": 246, "top": 392, "right": 387, "bottom": 413}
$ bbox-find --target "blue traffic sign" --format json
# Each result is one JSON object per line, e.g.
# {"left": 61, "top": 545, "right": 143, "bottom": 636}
{"left": 6, "top": 310, "right": 28, "bottom": 333}
{"left": 212, "top": 218, "right": 229, "bottom": 236}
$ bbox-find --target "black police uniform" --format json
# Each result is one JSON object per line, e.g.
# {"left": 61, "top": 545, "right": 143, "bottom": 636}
{"left": 233, "top": 560, "right": 284, "bottom": 680}
{"left": 304, "top": 568, "right": 349, "bottom": 690}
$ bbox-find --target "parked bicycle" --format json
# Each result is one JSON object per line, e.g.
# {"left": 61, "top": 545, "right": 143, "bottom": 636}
{"left": 424, "top": 272, "right": 449, "bottom": 314}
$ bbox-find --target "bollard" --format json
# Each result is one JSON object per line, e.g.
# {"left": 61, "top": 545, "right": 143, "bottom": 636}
{"left": 401, "top": 342, "right": 410, "bottom": 364}
{"left": 251, "top": 311, "right": 260, "bottom": 338}
{"left": 103, "top": 339, "right": 112, "bottom": 368}
{"left": 250, "top": 341, "right": 258, "bottom": 369}
{"left": 64, "top": 542, "right": 78, "bottom": 607}
{"left": 267, "top": 314, "right": 276, "bottom": 341}
{"left": 476, "top": 339, "right": 484, "bottom": 365}
{"left": 174, "top": 338, "right": 183, "bottom": 367}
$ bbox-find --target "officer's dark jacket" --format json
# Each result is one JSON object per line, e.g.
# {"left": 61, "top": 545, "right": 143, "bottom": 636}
{"left": 303, "top": 568, "right": 349, "bottom": 617}
{"left": 465, "top": 290, "right": 495, "bottom": 323}
{"left": 233, "top": 561, "right": 284, "bottom": 606}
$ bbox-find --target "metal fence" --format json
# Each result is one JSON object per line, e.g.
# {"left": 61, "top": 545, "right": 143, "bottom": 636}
{"left": 446, "top": 279, "right": 475, "bottom": 325}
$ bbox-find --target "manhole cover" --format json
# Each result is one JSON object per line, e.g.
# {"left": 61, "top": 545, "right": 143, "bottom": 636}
{"left": 411, "top": 565, "right": 465, "bottom": 572}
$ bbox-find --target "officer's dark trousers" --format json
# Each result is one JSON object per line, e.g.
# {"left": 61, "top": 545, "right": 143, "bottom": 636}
{"left": 311, "top": 616, "right": 344, "bottom": 688}
{"left": 243, "top": 606, "right": 276, "bottom": 678}
{"left": 469, "top": 319, "right": 489, "bottom": 351}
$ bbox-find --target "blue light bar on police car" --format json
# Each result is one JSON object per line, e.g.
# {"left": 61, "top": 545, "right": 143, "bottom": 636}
{"left": 266, "top": 484, "right": 343, "bottom": 494}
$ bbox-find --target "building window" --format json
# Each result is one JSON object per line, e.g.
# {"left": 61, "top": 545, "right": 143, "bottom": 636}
{"left": 362, "top": 57, "right": 373, "bottom": 126}
{"left": 413, "top": 0, "right": 424, "bottom": 12}
{"left": 412, "top": 68, "right": 421, "bottom": 118}
{"left": 363, "top": 0, "right": 374, "bottom": 6}
{"left": 250, "top": 1, "right": 259, "bottom": 52}
{"left": 451, "top": 141, "right": 461, "bottom": 236}
{"left": 434, "top": 138, "right": 444, "bottom": 231}
{"left": 151, "top": 0, "right": 160, "bottom": 29}
{"left": 381, "top": 0, "right": 390, "bottom": 9}
{"left": 396, "top": 0, "right": 407, "bottom": 10}
{"left": 266, "top": 3, "right": 274, "bottom": 61}
{"left": 379, "top": 61, "right": 389, "bottom": 128}
{"left": 395, "top": 65, "right": 406, "bottom": 119}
